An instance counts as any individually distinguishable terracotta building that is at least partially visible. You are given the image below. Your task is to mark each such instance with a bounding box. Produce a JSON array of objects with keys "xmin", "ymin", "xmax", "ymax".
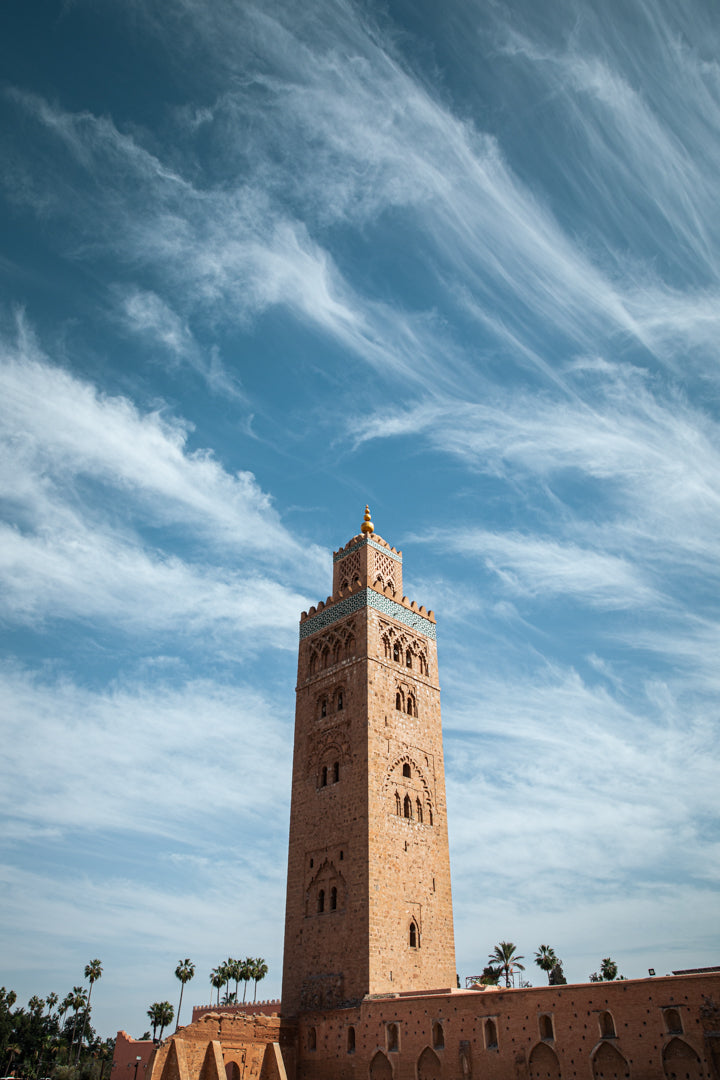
[
  {"xmin": 282, "ymin": 505, "xmax": 455, "ymax": 1014},
  {"xmin": 143, "ymin": 511, "xmax": 720, "ymax": 1080}
]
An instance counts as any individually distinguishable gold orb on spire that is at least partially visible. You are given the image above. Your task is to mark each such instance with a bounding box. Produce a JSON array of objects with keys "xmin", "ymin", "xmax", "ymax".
[{"xmin": 361, "ymin": 504, "xmax": 374, "ymax": 535}]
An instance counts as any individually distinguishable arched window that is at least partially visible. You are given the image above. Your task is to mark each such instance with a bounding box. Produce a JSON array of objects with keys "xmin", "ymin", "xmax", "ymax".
[
  {"xmin": 321, "ymin": 766, "xmax": 328, "ymax": 787},
  {"xmin": 403, "ymin": 763, "xmax": 411, "ymax": 778},
  {"xmin": 308, "ymin": 1026, "xmax": 316, "ymax": 1050},
  {"xmin": 317, "ymin": 890, "xmax": 325, "ymax": 913},
  {"xmin": 599, "ymin": 1011, "xmax": 616, "ymax": 1039},
  {"xmin": 383, "ymin": 636, "xmax": 391, "ymax": 659},
  {"xmin": 320, "ymin": 698, "xmax": 327, "ymax": 718},
  {"xmin": 432, "ymin": 1021, "xmax": 444, "ymax": 1049},
  {"xmin": 664, "ymin": 1008, "xmax": 683, "ymax": 1034},
  {"xmin": 404, "ymin": 795, "xmax": 412, "ymax": 819},
  {"xmin": 539, "ymin": 1014, "xmax": 554, "ymax": 1040},
  {"xmin": 347, "ymin": 1027, "xmax": 355, "ymax": 1054},
  {"xmin": 416, "ymin": 798, "xmax": 423, "ymax": 823},
  {"xmin": 337, "ymin": 691, "xmax": 343, "ymax": 711},
  {"xmin": 330, "ymin": 886, "xmax": 337, "ymax": 910},
  {"xmin": 333, "ymin": 642, "xmax": 341, "ymax": 664},
  {"xmin": 409, "ymin": 921, "xmax": 418, "ymax": 948},
  {"xmin": 393, "ymin": 642, "xmax": 400, "ymax": 663},
  {"xmin": 333, "ymin": 761, "xmax": 340, "ymax": 783},
  {"xmin": 484, "ymin": 1018, "xmax": 498, "ymax": 1049},
  {"xmin": 427, "ymin": 803, "xmax": 433, "ymax": 826},
  {"xmin": 406, "ymin": 652, "xmax": 413, "ymax": 668},
  {"xmin": 321, "ymin": 646, "xmax": 330, "ymax": 668},
  {"xmin": 396, "ymin": 692, "xmax": 402, "ymax": 711},
  {"xmin": 387, "ymin": 1024, "xmax": 399, "ymax": 1053},
  {"xmin": 395, "ymin": 791, "xmax": 401, "ymax": 815}
]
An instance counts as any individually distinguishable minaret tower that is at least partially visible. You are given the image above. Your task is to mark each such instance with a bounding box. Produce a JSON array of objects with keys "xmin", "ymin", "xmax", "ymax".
[{"xmin": 281, "ymin": 509, "xmax": 456, "ymax": 1015}]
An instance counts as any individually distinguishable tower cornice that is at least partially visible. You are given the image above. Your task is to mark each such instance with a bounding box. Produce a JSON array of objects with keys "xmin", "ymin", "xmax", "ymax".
[{"xmin": 300, "ymin": 587, "xmax": 436, "ymax": 640}]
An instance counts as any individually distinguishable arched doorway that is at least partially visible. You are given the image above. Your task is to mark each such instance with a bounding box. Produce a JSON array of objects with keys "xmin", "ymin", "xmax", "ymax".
[
  {"xmin": 592, "ymin": 1042, "xmax": 630, "ymax": 1079},
  {"xmin": 224, "ymin": 1063, "xmax": 240, "ymax": 1080},
  {"xmin": 417, "ymin": 1047, "xmax": 442, "ymax": 1080},
  {"xmin": 662, "ymin": 1038, "xmax": 704, "ymax": 1080},
  {"xmin": 369, "ymin": 1050, "xmax": 393, "ymax": 1080},
  {"xmin": 528, "ymin": 1042, "xmax": 561, "ymax": 1080}
]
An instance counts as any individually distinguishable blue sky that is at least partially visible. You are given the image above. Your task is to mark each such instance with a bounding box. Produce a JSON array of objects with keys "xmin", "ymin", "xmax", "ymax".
[{"xmin": 1, "ymin": 0, "xmax": 719, "ymax": 1038}]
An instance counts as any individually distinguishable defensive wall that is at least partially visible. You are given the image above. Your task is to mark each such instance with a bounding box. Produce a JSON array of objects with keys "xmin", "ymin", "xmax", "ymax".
[
  {"xmin": 291, "ymin": 972, "xmax": 720, "ymax": 1079},
  {"xmin": 142, "ymin": 972, "xmax": 720, "ymax": 1080}
]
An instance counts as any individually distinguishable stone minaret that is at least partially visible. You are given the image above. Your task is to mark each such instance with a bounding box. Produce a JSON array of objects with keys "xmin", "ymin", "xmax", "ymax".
[{"xmin": 281, "ymin": 508, "xmax": 456, "ymax": 1015}]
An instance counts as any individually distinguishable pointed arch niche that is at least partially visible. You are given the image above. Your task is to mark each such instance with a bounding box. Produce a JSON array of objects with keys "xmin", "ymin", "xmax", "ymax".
[{"xmin": 591, "ymin": 1041, "xmax": 630, "ymax": 1080}]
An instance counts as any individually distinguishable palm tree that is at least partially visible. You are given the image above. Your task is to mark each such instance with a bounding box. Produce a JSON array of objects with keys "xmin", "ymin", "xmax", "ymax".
[
  {"xmin": 45, "ymin": 991, "xmax": 59, "ymax": 1017},
  {"xmin": 174, "ymin": 959, "xmax": 195, "ymax": 1031},
  {"xmin": 156, "ymin": 1002, "xmax": 174, "ymax": 1041},
  {"xmin": 76, "ymin": 959, "xmax": 102, "ymax": 1063},
  {"xmin": 239, "ymin": 959, "xmax": 253, "ymax": 1004},
  {"xmin": 68, "ymin": 986, "xmax": 87, "ymax": 1056},
  {"xmin": 4, "ymin": 1042, "xmax": 22, "ymax": 1075},
  {"xmin": 210, "ymin": 968, "xmax": 224, "ymax": 1006},
  {"xmin": 488, "ymin": 942, "xmax": 525, "ymax": 988},
  {"xmin": 534, "ymin": 945, "xmax": 558, "ymax": 984},
  {"xmin": 600, "ymin": 957, "xmax": 619, "ymax": 981},
  {"xmin": 250, "ymin": 959, "xmax": 268, "ymax": 1003},
  {"xmin": 226, "ymin": 958, "xmax": 241, "ymax": 1002},
  {"xmin": 147, "ymin": 1003, "xmax": 162, "ymax": 1041},
  {"xmin": 28, "ymin": 995, "xmax": 45, "ymax": 1016}
]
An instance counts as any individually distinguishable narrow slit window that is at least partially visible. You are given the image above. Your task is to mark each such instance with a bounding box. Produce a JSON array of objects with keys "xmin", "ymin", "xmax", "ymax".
[
  {"xmin": 393, "ymin": 642, "xmax": 400, "ymax": 662},
  {"xmin": 337, "ymin": 691, "xmax": 343, "ymax": 711},
  {"xmin": 416, "ymin": 798, "xmax": 423, "ymax": 823},
  {"xmin": 404, "ymin": 795, "xmax": 412, "ymax": 819},
  {"xmin": 396, "ymin": 692, "xmax": 402, "ymax": 711},
  {"xmin": 330, "ymin": 886, "xmax": 337, "ymax": 910},
  {"xmin": 317, "ymin": 890, "xmax": 324, "ymax": 913},
  {"xmin": 409, "ymin": 922, "xmax": 418, "ymax": 948},
  {"xmin": 333, "ymin": 761, "xmax": 340, "ymax": 783},
  {"xmin": 403, "ymin": 763, "xmax": 411, "ymax": 778},
  {"xmin": 321, "ymin": 766, "xmax": 327, "ymax": 787}
]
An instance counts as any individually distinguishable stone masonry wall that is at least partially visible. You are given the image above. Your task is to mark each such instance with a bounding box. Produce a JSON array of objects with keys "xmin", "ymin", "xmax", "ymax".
[{"xmin": 293, "ymin": 973, "xmax": 720, "ymax": 1080}]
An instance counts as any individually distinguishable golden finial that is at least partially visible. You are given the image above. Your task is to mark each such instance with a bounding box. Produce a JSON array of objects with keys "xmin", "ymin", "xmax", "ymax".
[{"xmin": 361, "ymin": 504, "xmax": 374, "ymax": 535}]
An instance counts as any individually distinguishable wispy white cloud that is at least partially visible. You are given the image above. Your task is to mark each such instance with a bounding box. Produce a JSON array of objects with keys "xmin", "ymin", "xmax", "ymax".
[
  {"xmin": 0, "ymin": 316, "xmax": 323, "ymax": 636},
  {"xmin": 355, "ymin": 358, "xmax": 720, "ymax": 578},
  {"xmin": 435, "ymin": 529, "xmax": 656, "ymax": 608},
  {"xmin": 0, "ymin": 664, "xmax": 291, "ymax": 839},
  {"xmin": 118, "ymin": 289, "xmax": 242, "ymax": 398}
]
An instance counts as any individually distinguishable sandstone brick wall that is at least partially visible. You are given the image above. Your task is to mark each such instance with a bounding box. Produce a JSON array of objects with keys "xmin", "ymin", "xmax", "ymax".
[
  {"xmin": 146, "ymin": 1012, "xmax": 294, "ymax": 1080},
  {"xmin": 293, "ymin": 973, "xmax": 720, "ymax": 1080}
]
